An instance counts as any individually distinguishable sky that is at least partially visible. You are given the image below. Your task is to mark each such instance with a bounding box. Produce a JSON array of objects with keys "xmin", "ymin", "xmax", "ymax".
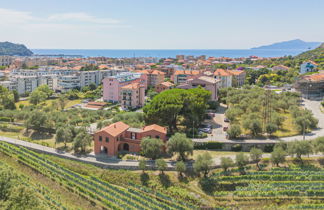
[{"xmin": 0, "ymin": 0, "xmax": 323, "ymax": 49}]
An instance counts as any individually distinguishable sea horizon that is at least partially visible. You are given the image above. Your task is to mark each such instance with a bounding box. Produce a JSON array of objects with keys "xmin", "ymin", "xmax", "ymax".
[{"xmin": 31, "ymin": 48, "xmax": 309, "ymax": 59}]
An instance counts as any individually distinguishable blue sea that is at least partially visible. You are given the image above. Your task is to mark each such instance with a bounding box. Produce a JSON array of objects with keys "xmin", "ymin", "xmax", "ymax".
[{"xmin": 31, "ymin": 49, "xmax": 308, "ymax": 58}]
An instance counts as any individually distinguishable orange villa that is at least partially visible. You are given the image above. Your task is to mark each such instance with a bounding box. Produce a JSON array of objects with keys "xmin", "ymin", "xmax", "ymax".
[{"xmin": 94, "ymin": 121, "xmax": 167, "ymax": 156}]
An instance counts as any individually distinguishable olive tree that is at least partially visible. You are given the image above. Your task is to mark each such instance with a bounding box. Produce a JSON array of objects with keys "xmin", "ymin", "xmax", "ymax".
[{"xmin": 167, "ymin": 133, "xmax": 193, "ymax": 161}]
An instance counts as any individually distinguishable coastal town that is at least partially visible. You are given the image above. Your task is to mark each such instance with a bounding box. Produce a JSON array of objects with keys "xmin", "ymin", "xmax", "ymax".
[
  {"xmin": 0, "ymin": 0, "xmax": 324, "ymax": 209},
  {"xmin": 0, "ymin": 42, "xmax": 323, "ymax": 209}
]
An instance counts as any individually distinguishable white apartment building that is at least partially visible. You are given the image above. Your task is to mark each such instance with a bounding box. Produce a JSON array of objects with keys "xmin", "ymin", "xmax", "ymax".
[
  {"xmin": 16, "ymin": 76, "xmax": 38, "ymax": 94},
  {"xmin": 0, "ymin": 81, "xmax": 17, "ymax": 92},
  {"xmin": 0, "ymin": 56, "xmax": 12, "ymax": 66},
  {"xmin": 57, "ymin": 75, "xmax": 81, "ymax": 92}
]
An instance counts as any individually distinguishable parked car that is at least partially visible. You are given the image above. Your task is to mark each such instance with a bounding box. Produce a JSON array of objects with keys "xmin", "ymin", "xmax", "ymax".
[
  {"xmin": 201, "ymin": 124, "xmax": 212, "ymax": 129},
  {"xmin": 198, "ymin": 127, "xmax": 212, "ymax": 134},
  {"xmin": 224, "ymin": 118, "xmax": 230, "ymax": 122}
]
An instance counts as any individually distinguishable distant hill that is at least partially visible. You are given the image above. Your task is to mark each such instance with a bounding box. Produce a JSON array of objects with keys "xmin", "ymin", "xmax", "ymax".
[
  {"xmin": 0, "ymin": 41, "xmax": 33, "ymax": 56},
  {"xmin": 295, "ymin": 43, "xmax": 324, "ymax": 68},
  {"xmin": 252, "ymin": 39, "xmax": 321, "ymax": 50}
]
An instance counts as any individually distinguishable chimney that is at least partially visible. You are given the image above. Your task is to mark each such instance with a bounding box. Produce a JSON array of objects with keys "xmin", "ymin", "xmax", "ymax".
[{"xmin": 114, "ymin": 124, "xmax": 116, "ymax": 128}]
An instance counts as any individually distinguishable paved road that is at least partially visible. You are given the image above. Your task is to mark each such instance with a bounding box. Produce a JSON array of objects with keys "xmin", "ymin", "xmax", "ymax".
[{"xmin": 194, "ymin": 99, "xmax": 324, "ymax": 143}]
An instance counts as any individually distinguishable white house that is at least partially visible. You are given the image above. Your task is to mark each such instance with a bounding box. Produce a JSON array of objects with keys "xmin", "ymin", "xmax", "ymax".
[{"xmin": 300, "ymin": 61, "xmax": 318, "ymax": 74}]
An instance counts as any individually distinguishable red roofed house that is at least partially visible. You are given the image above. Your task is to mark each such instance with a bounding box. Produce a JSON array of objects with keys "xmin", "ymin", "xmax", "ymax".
[
  {"xmin": 94, "ymin": 122, "xmax": 167, "ymax": 156},
  {"xmin": 155, "ymin": 81, "xmax": 175, "ymax": 93}
]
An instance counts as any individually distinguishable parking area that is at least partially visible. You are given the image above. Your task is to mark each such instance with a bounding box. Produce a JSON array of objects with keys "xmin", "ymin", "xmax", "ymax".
[{"xmin": 199, "ymin": 104, "xmax": 229, "ymax": 140}]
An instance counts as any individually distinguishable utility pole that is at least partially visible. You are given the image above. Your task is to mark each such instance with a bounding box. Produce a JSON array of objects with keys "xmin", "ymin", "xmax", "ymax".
[
  {"xmin": 303, "ymin": 118, "xmax": 306, "ymax": 140},
  {"xmin": 192, "ymin": 120, "xmax": 194, "ymax": 139}
]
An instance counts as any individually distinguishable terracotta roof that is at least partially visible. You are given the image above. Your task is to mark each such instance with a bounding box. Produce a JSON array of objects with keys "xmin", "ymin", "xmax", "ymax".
[
  {"xmin": 195, "ymin": 76, "xmax": 218, "ymax": 84},
  {"xmin": 305, "ymin": 60, "xmax": 318, "ymax": 66},
  {"xmin": 121, "ymin": 82, "xmax": 141, "ymax": 90},
  {"xmin": 228, "ymin": 70, "xmax": 246, "ymax": 76},
  {"xmin": 272, "ymin": 65, "xmax": 289, "ymax": 70},
  {"xmin": 87, "ymin": 101, "xmax": 106, "ymax": 106},
  {"xmin": 142, "ymin": 124, "xmax": 167, "ymax": 134},
  {"xmin": 174, "ymin": 70, "xmax": 200, "ymax": 75},
  {"xmin": 101, "ymin": 122, "xmax": 130, "ymax": 137},
  {"xmin": 159, "ymin": 81, "xmax": 174, "ymax": 87},
  {"xmin": 136, "ymin": 69, "xmax": 165, "ymax": 75},
  {"xmin": 214, "ymin": 69, "xmax": 232, "ymax": 77},
  {"xmin": 303, "ymin": 73, "xmax": 324, "ymax": 82}
]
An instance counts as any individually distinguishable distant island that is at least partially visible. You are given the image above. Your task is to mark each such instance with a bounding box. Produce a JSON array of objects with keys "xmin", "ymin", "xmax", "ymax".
[
  {"xmin": 252, "ymin": 39, "xmax": 322, "ymax": 50},
  {"xmin": 0, "ymin": 41, "xmax": 33, "ymax": 56}
]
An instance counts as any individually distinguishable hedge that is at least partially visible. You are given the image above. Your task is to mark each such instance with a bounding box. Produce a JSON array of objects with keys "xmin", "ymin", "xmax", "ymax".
[{"xmin": 194, "ymin": 141, "xmax": 223, "ymax": 149}]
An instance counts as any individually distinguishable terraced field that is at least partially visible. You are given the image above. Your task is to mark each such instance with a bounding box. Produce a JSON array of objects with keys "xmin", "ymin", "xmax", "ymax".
[
  {"xmin": 212, "ymin": 166, "xmax": 324, "ymax": 209},
  {"xmin": 0, "ymin": 142, "xmax": 198, "ymax": 210}
]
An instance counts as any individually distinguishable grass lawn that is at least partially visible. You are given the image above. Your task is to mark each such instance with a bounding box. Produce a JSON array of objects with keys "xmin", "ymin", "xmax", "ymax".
[
  {"xmin": 236, "ymin": 110, "xmax": 300, "ymax": 138},
  {"xmin": 16, "ymin": 98, "xmax": 82, "ymax": 109},
  {"xmin": 273, "ymin": 112, "xmax": 300, "ymax": 137}
]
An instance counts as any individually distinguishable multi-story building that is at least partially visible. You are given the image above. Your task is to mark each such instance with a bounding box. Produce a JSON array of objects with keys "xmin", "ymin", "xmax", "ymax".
[
  {"xmin": 0, "ymin": 81, "xmax": 17, "ymax": 92},
  {"xmin": 136, "ymin": 69, "xmax": 165, "ymax": 87},
  {"xmin": 120, "ymin": 83, "xmax": 145, "ymax": 110},
  {"xmin": 213, "ymin": 69, "xmax": 232, "ymax": 88},
  {"xmin": 38, "ymin": 75, "xmax": 58, "ymax": 90},
  {"xmin": 16, "ymin": 76, "xmax": 38, "ymax": 94},
  {"xmin": 94, "ymin": 121, "xmax": 167, "ymax": 156},
  {"xmin": 0, "ymin": 56, "xmax": 12, "ymax": 66},
  {"xmin": 57, "ymin": 75, "xmax": 81, "ymax": 92},
  {"xmin": 102, "ymin": 72, "xmax": 147, "ymax": 103},
  {"xmin": 171, "ymin": 70, "xmax": 201, "ymax": 84},
  {"xmin": 177, "ymin": 76, "xmax": 219, "ymax": 101},
  {"xmin": 295, "ymin": 71, "xmax": 324, "ymax": 99},
  {"xmin": 228, "ymin": 70, "xmax": 246, "ymax": 87}
]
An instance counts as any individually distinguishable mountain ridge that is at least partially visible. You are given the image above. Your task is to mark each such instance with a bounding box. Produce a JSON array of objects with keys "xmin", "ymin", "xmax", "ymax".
[
  {"xmin": 0, "ymin": 41, "xmax": 33, "ymax": 56},
  {"xmin": 252, "ymin": 39, "xmax": 321, "ymax": 50}
]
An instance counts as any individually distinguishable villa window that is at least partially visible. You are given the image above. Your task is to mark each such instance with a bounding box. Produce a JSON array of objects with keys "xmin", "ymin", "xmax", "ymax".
[
  {"xmin": 99, "ymin": 136, "xmax": 102, "ymax": 142},
  {"xmin": 105, "ymin": 137, "xmax": 109, "ymax": 142},
  {"xmin": 131, "ymin": 132, "xmax": 136, "ymax": 140},
  {"xmin": 155, "ymin": 135, "xmax": 160, "ymax": 139}
]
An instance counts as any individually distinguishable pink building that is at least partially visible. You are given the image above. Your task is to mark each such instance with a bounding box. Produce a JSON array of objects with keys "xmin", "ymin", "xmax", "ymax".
[
  {"xmin": 94, "ymin": 121, "xmax": 167, "ymax": 156},
  {"xmin": 102, "ymin": 72, "xmax": 147, "ymax": 103},
  {"xmin": 120, "ymin": 82, "xmax": 145, "ymax": 110}
]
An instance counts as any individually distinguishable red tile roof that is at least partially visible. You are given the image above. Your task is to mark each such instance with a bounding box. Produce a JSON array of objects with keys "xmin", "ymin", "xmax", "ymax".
[
  {"xmin": 101, "ymin": 122, "xmax": 130, "ymax": 137},
  {"xmin": 142, "ymin": 124, "xmax": 167, "ymax": 134},
  {"xmin": 214, "ymin": 69, "xmax": 232, "ymax": 76}
]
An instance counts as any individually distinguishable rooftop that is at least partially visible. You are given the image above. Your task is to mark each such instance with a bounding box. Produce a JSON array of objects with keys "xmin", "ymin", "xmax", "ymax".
[{"xmin": 100, "ymin": 121, "xmax": 130, "ymax": 137}]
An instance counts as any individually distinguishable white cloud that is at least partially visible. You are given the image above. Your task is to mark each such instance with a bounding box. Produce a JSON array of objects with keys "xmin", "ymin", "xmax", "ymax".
[
  {"xmin": 0, "ymin": 8, "xmax": 35, "ymax": 25},
  {"xmin": 0, "ymin": 8, "xmax": 130, "ymax": 48},
  {"xmin": 0, "ymin": 8, "xmax": 122, "ymax": 27},
  {"xmin": 47, "ymin": 12, "xmax": 119, "ymax": 24}
]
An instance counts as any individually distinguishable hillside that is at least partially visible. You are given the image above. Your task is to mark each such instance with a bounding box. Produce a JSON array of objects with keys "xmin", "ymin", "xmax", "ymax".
[
  {"xmin": 0, "ymin": 41, "xmax": 33, "ymax": 56},
  {"xmin": 252, "ymin": 39, "xmax": 321, "ymax": 50},
  {"xmin": 295, "ymin": 43, "xmax": 324, "ymax": 67}
]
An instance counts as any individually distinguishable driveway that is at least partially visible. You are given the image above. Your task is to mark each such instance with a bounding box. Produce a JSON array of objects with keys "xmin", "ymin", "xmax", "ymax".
[{"xmin": 194, "ymin": 99, "xmax": 324, "ymax": 143}]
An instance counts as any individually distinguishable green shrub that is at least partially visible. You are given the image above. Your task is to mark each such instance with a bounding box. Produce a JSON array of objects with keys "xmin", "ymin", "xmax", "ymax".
[
  {"xmin": 231, "ymin": 144, "xmax": 242, "ymax": 152},
  {"xmin": 263, "ymin": 144, "xmax": 275, "ymax": 153},
  {"xmin": 194, "ymin": 141, "xmax": 223, "ymax": 150},
  {"xmin": 0, "ymin": 117, "xmax": 11, "ymax": 122}
]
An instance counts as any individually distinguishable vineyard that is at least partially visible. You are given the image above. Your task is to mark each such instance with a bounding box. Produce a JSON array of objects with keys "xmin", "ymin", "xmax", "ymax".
[
  {"xmin": 212, "ymin": 166, "xmax": 324, "ymax": 209},
  {"xmin": 0, "ymin": 161, "xmax": 67, "ymax": 209},
  {"xmin": 0, "ymin": 142, "xmax": 199, "ymax": 210}
]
